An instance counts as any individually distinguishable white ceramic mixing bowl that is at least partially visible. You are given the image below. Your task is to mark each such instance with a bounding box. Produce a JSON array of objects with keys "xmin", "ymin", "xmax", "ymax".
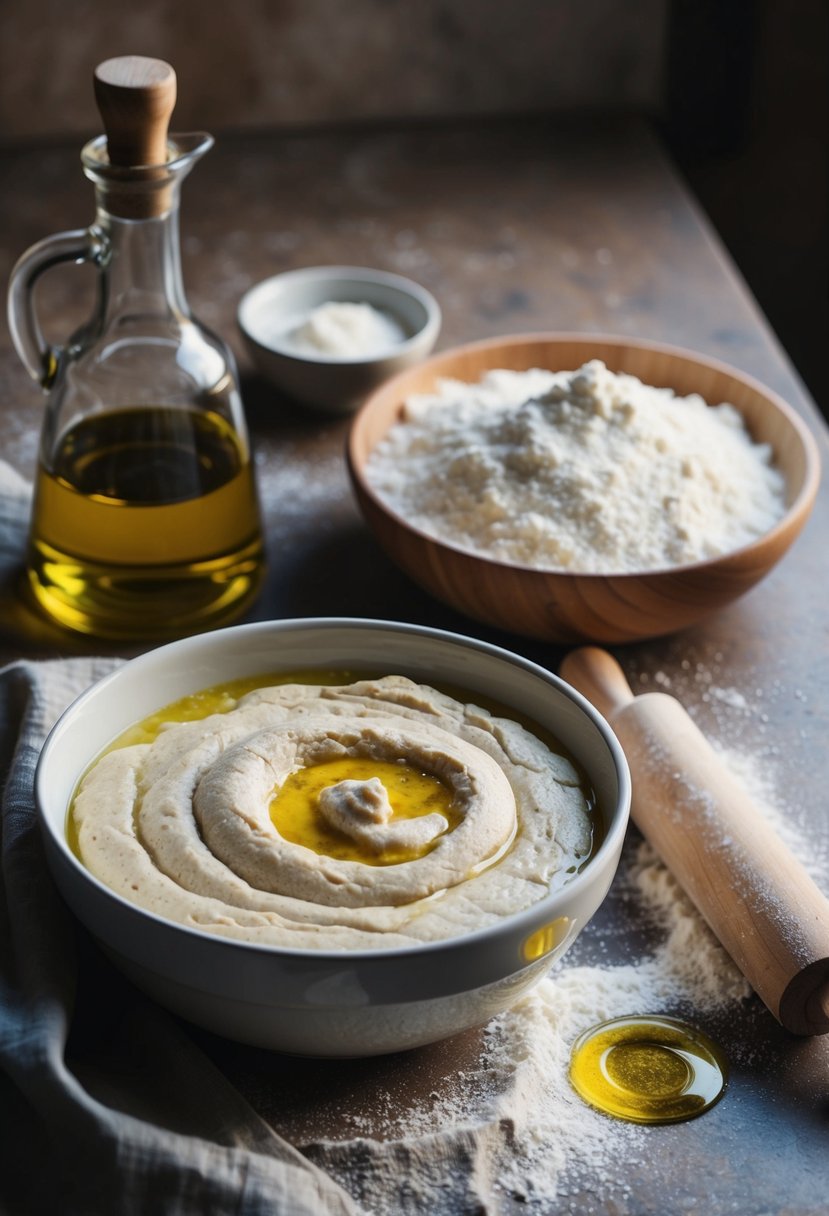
[{"xmin": 36, "ymin": 619, "xmax": 630, "ymax": 1057}]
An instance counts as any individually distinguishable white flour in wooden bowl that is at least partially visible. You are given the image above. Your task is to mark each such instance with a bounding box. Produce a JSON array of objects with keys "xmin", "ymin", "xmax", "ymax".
[{"xmin": 364, "ymin": 360, "xmax": 786, "ymax": 573}]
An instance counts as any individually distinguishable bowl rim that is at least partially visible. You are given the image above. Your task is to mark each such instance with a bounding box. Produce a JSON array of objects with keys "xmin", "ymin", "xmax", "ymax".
[
  {"xmin": 35, "ymin": 616, "xmax": 630, "ymax": 964},
  {"xmin": 237, "ymin": 264, "xmax": 442, "ymax": 366},
  {"xmin": 347, "ymin": 331, "xmax": 822, "ymax": 579}
]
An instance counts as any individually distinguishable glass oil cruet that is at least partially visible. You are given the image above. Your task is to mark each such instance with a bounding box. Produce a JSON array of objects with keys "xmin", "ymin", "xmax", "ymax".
[{"xmin": 7, "ymin": 56, "xmax": 264, "ymax": 641}]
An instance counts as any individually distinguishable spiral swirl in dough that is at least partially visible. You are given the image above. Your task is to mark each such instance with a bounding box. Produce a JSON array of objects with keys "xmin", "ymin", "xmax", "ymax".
[
  {"xmin": 73, "ymin": 676, "xmax": 592, "ymax": 950},
  {"xmin": 188, "ymin": 718, "xmax": 514, "ymax": 907}
]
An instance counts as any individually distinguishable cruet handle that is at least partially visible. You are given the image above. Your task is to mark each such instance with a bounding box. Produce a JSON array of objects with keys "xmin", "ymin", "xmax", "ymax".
[{"xmin": 7, "ymin": 227, "xmax": 104, "ymax": 388}]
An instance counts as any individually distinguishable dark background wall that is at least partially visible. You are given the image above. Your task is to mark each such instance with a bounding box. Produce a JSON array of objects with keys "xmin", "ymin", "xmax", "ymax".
[
  {"xmin": 664, "ymin": 0, "xmax": 828, "ymax": 417},
  {"xmin": 1, "ymin": 0, "xmax": 825, "ymax": 417},
  {"xmin": 0, "ymin": 1, "xmax": 666, "ymax": 135}
]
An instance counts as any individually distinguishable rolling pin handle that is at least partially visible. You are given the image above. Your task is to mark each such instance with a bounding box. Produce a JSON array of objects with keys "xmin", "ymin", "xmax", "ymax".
[
  {"xmin": 559, "ymin": 647, "xmax": 635, "ymax": 721},
  {"xmin": 781, "ymin": 972, "xmax": 829, "ymax": 1037},
  {"xmin": 811, "ymin": 981, "xmax": 829, "ymax": 1034},
  {"xmin": 560, "ymin": 644, "xmax": 829, "ymax": 1039}
]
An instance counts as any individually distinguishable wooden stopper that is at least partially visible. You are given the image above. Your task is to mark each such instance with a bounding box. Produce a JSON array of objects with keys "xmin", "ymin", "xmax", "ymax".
[
  {"xmin": 94, "ymin": 56, "xmax": 176, "ymax": 166},
  {"xmin": 93, "ymin": 56, "xmax": 177, "ymax": 217},
  {"xmin": 560, "ymin": 647, "xmax": 829, "ymax": 1036}
]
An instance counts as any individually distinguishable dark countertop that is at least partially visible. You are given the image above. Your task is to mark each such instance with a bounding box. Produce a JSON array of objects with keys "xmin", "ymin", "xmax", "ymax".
[{"xmin": 1, "ymin": 117, "xmax": 827, "ymax": 1214}]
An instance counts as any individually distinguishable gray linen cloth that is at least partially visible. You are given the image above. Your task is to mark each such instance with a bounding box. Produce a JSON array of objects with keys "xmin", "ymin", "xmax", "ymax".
[{"xmin": 0, "ymin": 462, "xmax": 362, "ymax": 1215}]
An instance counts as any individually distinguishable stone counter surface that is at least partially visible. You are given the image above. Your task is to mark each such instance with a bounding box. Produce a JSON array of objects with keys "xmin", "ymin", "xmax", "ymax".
[{"xmin": 1, "ymin": 118, "xmax": 827, "ymax": 1214}]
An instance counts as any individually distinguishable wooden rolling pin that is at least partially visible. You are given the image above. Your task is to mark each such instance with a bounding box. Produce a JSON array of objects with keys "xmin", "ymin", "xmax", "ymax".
[{"xmin": 559, "ymin": 646, "xmax": 829, "ymax": 1036}]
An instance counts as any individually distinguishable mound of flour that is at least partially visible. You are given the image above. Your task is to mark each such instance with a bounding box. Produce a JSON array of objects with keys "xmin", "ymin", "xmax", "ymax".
[
  {"xmin": 288, "ymin": 302, "xmax": 405, "ymax": 357},
  {"xmin": 365, "ymin": 360, "xmax": 786, "ymax": 573}
]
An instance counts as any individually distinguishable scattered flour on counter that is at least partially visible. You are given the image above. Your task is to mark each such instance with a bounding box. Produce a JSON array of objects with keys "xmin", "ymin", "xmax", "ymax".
[
  {"xmin": 712, "ymin": 744, "xmax": 829, "ymax": 884},
  {"xmin": 307, "ymin": 835, "xmax": 749, "ymax": 1214},
  {"xmin": 302, "ymin": 731, "xmax": 828, "ymax": 1215},
  {"xmin": 254, "ymin": 446, "xmax": 345, "ymax": 512},
  {"xmin": 707, "ymin": 686, "xmax": 750, "ymax": 710},
  {"xmin": 365, "ymin": 360, "xmax": 786, "ymax": 574}
]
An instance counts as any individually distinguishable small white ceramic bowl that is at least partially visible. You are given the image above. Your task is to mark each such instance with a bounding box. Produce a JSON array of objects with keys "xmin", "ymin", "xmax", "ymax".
[
  {"xmin": 36, "ymin": 618, "xmax": 629, "ymax": 1057},
  {"xmin": 238, "ymin": 266, "xmax": 441, "ymax": 414}
]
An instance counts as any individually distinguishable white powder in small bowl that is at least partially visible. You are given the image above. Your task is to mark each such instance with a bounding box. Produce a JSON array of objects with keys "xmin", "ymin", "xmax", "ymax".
[
  {"xmin": 288, "ymin": 301, "xmax": 406, "ymax": 359},
  {"xmin": 364, "ymin": 360, "xmax": 787, "ymax": 573}
]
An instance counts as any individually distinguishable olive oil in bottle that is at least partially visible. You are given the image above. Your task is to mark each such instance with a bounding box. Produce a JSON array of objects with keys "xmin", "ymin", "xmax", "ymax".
[
  {"xmin": 8, "ymin": 57, "xmax": 265, "ymax": 642},
  {"xmin": 27, "ymin": 406, "xmax": 264, "ymax": 640}
]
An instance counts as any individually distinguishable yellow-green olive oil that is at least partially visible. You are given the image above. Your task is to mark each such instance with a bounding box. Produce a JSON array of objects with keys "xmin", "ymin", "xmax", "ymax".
[
  {"xmin": 569, "ymin": 1015, "xmax": 728, "ymax": 1124},
  {"xmin": 27, "ymin": 406, "xmax": 263, "ymax": 639}
]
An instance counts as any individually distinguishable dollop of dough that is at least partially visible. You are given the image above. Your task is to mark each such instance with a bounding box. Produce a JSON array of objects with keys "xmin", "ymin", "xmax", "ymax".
[
  {"xmin": 317, "ymin": 778, "xmax": 448, "ymax": 855},
  {"xmin": 73, "ymin": 676, "xmax": 593, "ymax": 950}
]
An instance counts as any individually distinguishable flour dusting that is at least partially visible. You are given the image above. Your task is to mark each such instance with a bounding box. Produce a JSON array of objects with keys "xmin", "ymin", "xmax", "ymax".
[{"xmin": 302, "ymin": 724, "xmax": 826, "ymax": 1215}]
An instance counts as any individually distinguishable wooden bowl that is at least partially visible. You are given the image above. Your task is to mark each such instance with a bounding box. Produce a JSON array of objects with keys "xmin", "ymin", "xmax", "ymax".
[{"xmin": 347, "ymin": 334, "xmax": 821, "ymax": 644}]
